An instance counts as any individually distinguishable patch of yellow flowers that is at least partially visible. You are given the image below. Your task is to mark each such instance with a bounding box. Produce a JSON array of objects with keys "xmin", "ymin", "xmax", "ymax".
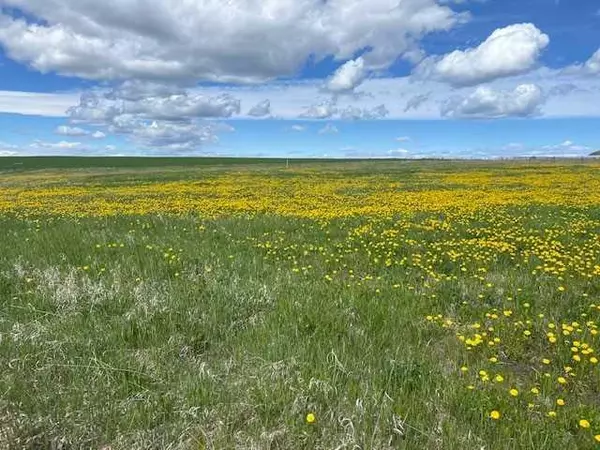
[{"xmin": 1, "ymin": 163, "xmax": 600, "ymax": 219}]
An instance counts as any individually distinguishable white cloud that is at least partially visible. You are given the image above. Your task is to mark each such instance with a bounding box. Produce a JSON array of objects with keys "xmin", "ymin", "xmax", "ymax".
[
  {"xmin": 538, "ymin": 140, "xmax": 592, "ymax": 156},
  {"xmin": 404, "ymin": 93, "xmax": 431, "ymax": 112},
  {"xmin": 55, "ymin": 125, "xmax": 90, "ymax": 136},
  {"xmin": 339, "ymin": 104, "xmax": 389, "ymax": 120},
  {"xmin": 68, "ymin": 88, "xmax": 240, "ymax": 123},
  {"xmin": 30, "ymin": 140, "xmax": 84, "ymax": 150},
  {"xmin": 388, "ymin": 148, "xmax": 410, "ymax": 156},
  {"xmin": 92, "ymin": 131, "xmax": 106, "ymax": 139},
  {"xmin": 247, "ymin": 99, "xmax": 271, "ymax": 117},
  {"xmin": 417, "ymin": 23, "xmax": 549, "ymax": 86},
  {"xmin": 125, "ymin": 121, "xmax": 222, "ymax": 150},
  {"xmin": 570, "ymin": 48, "xmax": 600, "ymax": 75},
  {"xmin": 5, "ymin": 66, "xmax": 600, "ymax": 124},
  {"xmin": 0, "ymin": 141, "xmax": 19, "ymax": 156},
  {"xmin": 65, "ymin": 83, "xmax": 239, "ymax": 149},
  {"xmin": 0, "ymin": 90, "xmax": 78, "ymax": 116},
  {"xmin": 396, "ymin": 136, "xmax": 411, "ymax": 142},
  {"xmin": 0, "ymin": 0, "xmax": 464, "ymax": 83},
  {"xmin": 318, "ymin": 123, "xmax": 339, "ymax": 135},
  {"xmin": 442, "ymin": 84, "xmax": 544, "ymax": 118},
  {"xmin": 301, "ymin": 100, "xmax": 338, "ymax": 119},
  {"xmin": 326, "ymin": 57, "xmax": 366, "ymax": 94},
  {"xmin": 290, "ymin": 125, "xmax": 306, "ymax": 132}
]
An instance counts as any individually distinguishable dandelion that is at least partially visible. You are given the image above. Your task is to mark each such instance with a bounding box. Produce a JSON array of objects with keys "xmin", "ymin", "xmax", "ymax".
[
  {"xmin": 579, "ymin": 419, "xmax": 591, "ymax": 429},
  {"xmin": 509, "ymin": 388, "xmax": 519, "ymax": 397},
  {"xmin": 558, "ymin": 377, "xmax": 567, "ymax": 385},
  {"xmin": 548, "ymin": 411, "xmax": 557, "ymax": 417},
  {"xmin": 306, "ymin": 413, "xmax": 316, "ymax": 424},
  {"xmin": 556, "ymin": 399, "xmax": 565, "ymax": 406},
  {"xmin": 542, "ymin": 359, "xmax": 551, "ymax": 365},
  {"xmin": 531, "ymin": 387, "xmax": 540, "ymax": 395},
  {"xmin": 590, "ymin": 357, "xmax": 598, "ymax": 364},
  {"xmin": 494, "ymin": 375, "xmax": 504, "ymax": 383},
  {"xmin": 490, "ymin": 410, "xmax": 501, "ymax": 420}
]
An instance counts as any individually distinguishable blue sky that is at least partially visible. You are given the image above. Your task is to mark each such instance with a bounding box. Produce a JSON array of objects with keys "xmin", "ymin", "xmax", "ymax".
[{"xmin": 0, "ymin": 0, "xmax": 599, "ymax": 158}]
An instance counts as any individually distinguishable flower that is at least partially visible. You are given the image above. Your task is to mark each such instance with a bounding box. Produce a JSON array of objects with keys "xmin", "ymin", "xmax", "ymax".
[
  {"xmin": 494, "ymin": 375, "xmax": 504, "ymax": 383},
  {"xmin": 306, "ymin": 413, "xmax": 316, "ymax": 424},
  {"xmin": 531, "ymin": 387, "xmax": 540, "ymax": 395},
  {"xmin": 556, "ymin": 399, "xmax": 565, "ymax": 406},
  {"xmin": 490, "ymin": 410, "xmax": 501, "ymax": 420},
  {"xmin": 591, "ymin": 357, "xmax": 598, "ymax": 364},
  {"xmin": 509, "ymin": 388, "xmax": 519, "ymax": 397},
  {"xmin": 548, "ymin": 411, "xmax": 557, "ymax": 417},
  {"xmin": 594, "ymin": 435, "xmax": 600, "ymax": 443},
  {"xmin": 579, "ymin": 419, "xmax": 590, "ymax": 429},
  {"xmin": 542, "ymin": 359, "xmax": 551, "ymax": 365},
  {"xmin": 558, "ymin": 377, "xmax": 567, "ymax": 385}
]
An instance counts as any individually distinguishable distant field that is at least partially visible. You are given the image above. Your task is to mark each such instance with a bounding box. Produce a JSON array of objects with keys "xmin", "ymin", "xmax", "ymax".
[
  {"xmin": 1, "ymin": 160, "xmax": 600, "ymax": 449},
  {"xmin": 0, "ymin": 156, "xmax": 296, "ymax": 170},
  {"xmin": 0, "ymin": 156, "xmax": 385, "ymax": 171}
]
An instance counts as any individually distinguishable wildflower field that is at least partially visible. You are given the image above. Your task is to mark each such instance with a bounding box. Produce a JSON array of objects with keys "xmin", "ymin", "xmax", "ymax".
[{"xmin": 1, "ymin": 158, "xmax": 600, "ymax": 449}]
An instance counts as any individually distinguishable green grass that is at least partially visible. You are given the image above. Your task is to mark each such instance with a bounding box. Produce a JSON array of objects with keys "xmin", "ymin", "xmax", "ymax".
[
  {"xmin": 1, "ymin": 161, "xmax": 600, "ymax": 449},
  {"xmin": 0, "ymin": 156, "xmax": 413, "ymax": 171}
]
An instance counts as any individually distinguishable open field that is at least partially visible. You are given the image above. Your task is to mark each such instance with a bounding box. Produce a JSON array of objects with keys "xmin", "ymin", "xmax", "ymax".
[{"xmin": 1, "ymin": 159, "xmax": 600, "ymax": 449}]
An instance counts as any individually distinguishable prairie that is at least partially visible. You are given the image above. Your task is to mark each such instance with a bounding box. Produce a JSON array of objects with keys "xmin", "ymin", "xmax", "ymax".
[{"xmin": 1, "ymin": 159, "xmax": 600, "ymax": 449}]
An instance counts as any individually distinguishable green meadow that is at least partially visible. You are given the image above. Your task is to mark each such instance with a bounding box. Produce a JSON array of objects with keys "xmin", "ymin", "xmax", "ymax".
[{"xmin": 1, "ymin": 158, "xmax": 600, "ymax": 449}]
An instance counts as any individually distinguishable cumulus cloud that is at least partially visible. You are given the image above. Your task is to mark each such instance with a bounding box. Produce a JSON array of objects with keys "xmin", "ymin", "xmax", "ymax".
[
  {"xmin": 339, "ymin": 104, "xmax": 389, "ymax": 120},
  {"xmin": 404, "ymin": 92, "xmax": 432, "ymax": 112},
  {"xmin": 247, "ymin": 99, "xmax": 271, "ymax": 117},
  {"xmin": 318, "ymin": 123, "xmax": 339, "ymax": 135},
  {"xmin": 442, "ymin": 84, "xmax": 544, "ymax": 118},
  {"xmin": 584, "ymin": 49, "xmax": 600, "ymax": 73},
  {"xmin": 92, "ymin": 131, "xmax": 106, "ymax": 139},
  {"xmin": 66, "ymin": 82, "xmax": 239, "ymax": 150},
  {"xmin": 301, "ymin": 100, "xmax": 338, "ymax": 119},
  {"xmin": 54, "ymin": 126, "xmax": 106, "ymax": 139},
  {"xmin": 55, "ymin": 125, "xmax": 90, "ymax": 136},
  {"xmin": 566, "ymin": 48, "xmax": 600, "ymax": 75},
  {"xmin": 326, "ymin": 57, "xmax": 367, "ymax": 94},
  {"xmin": 417, "ymin": 23, "xmax": 549, "ymax": 86},
  {"xmin": 0, "ymin": 0, "xmax": 465, "ymax": 83},
  {"xmin": 290, "ymin": 125, "xmax": 306, "ymax": 132},
  {"xmin": 125, "ymin": 121, "xmax": 221, "ymax": 150}
]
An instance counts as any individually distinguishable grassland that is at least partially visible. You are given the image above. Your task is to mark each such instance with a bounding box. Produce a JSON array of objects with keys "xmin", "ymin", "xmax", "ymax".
[{"xmin": 1, "ymin": 158, "xmax": 600, "ymax": 449}]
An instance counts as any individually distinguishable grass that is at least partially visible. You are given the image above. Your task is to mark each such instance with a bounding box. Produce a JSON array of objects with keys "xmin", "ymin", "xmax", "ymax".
[{"xmin": 1, "ymin": 159, "xmax": 600, "ymax": 449}]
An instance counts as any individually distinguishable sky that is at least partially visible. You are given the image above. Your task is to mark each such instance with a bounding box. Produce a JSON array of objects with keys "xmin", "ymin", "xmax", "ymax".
[{"xmin": 0, "ymin": 0, "xmax": 599, "ymax": 158}]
